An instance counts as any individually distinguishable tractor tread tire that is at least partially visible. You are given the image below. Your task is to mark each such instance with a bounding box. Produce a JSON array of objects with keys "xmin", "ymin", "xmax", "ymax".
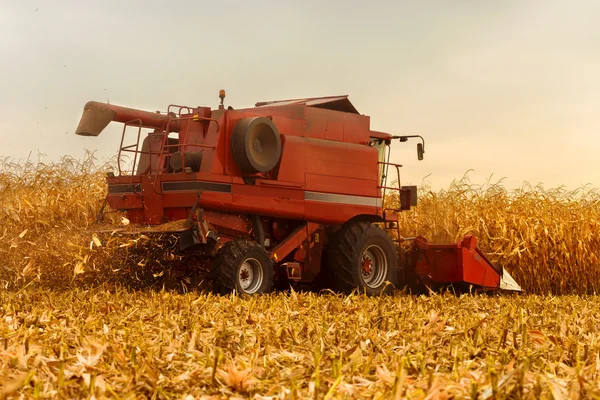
[
  {"xmin": 328, "ymin": 221, "xmax": 399, "ymax": 295},
  {"xmin": 211, "ymin": 240, "xmax": 273, "ymax": 295}
]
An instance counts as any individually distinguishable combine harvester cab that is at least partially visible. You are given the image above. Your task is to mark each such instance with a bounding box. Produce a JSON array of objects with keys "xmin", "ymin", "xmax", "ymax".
[{"xmin": 74, "ymin": 91, "xmax": 521, "ymax": 295}]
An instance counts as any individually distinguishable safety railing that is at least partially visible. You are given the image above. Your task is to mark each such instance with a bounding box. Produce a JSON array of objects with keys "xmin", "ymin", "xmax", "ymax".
[
  {"xmin": 378, "ymin": 161, "xmax": 402, "ymax": 208},
  {"xmin": 160, "ymin": 112, "xmax": 220, "ymax": 176},
  {"xmin": 377, "ymin": 161, "xmax": 405, "ymax": 244},
  {"xmin": 167, "ymin": 104, "xmax": 193, "ymax": 117},
  {"xmin": 116, "ymin": 108, "xmax": 221, "ymax": 192},
  {"xmin": 117, "ymin": 118, "xmax": 146, "ymax": 177}
]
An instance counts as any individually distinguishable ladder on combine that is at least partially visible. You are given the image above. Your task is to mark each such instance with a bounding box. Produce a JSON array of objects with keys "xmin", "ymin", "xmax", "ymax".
[{"xmin": 377, "ymin": 161, "xmax": 416, "ymax": 241}]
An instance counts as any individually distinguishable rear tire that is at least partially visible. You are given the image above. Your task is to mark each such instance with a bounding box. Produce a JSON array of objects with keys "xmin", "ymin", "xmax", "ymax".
[
  {"xmin": 328, "ymin": 221, "xmax": 399, "ymax": 295},
  {"xmin": 211, "ymin": 240, "xmax": 274, "ymax": 294}
]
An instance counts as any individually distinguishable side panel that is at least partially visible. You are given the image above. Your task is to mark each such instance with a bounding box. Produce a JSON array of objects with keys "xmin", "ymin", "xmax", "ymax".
[
  {"xmin": 141, "ymin": 175, "xmax": 165, "ymax": 224},
  {"xmin": 107, "ymin": 193, "xmax": 143, "ymax": 210},
  {"xmin": 159, "ymin": 173, "xmax": 234, "ymax": 214},
  {"xmin": 276, "ymin": 135, "xmax": 306, "ymax": 184},
  {"xmin": 305, "ymin": 201, "xmax": 379, "ymax": 225},
  {"xmin": 324, "ymin": 120, "xmax": 344, "ymax": 141},
  {"xmin": 231, "ymin": 184, "xmax": 305, "ymax": 220},
  {"xmin": 110, "ymin": 182, "xmax": 382, "ymax": 226},
  {"xmin": 304, "ymin": 138, "xmax": 379, "ymax": 197}
]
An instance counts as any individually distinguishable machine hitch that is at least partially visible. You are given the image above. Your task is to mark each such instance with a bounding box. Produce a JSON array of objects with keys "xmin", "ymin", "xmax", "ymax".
[{"xmin": 402, "ymin": 235, "xmax": 522, "ymax": 292}]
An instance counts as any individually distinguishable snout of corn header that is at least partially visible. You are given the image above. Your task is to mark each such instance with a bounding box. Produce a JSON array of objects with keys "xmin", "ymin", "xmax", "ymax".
[{"xmin": 499, "ymin": 269, "xmax": 522, "ymax": 291}]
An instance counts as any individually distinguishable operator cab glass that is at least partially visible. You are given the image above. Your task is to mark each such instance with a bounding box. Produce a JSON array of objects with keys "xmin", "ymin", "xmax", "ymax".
[{"xmin": 369, "ymin": 138, "xmax": 387, "ymax": 186}]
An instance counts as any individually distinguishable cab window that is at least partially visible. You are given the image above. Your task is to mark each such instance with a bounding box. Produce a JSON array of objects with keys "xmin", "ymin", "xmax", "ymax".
[{"xmin": 370, "ymin": 138, "xmax": 387, "ymax": 185}]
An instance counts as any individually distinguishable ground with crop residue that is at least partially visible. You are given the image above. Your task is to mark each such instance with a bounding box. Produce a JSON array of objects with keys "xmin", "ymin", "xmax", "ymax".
[{"xmin": 1, "ymin": 290, "xmax": 599, "ymax": 398}]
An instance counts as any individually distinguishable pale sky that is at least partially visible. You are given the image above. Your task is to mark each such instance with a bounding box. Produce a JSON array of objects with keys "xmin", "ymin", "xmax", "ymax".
[{"xmin": 1, "ymin": 0, "xmax": 598, "ymax": 190}]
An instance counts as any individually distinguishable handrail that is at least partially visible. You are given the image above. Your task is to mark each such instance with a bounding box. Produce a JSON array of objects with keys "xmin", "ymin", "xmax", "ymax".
[
  {"xmin": 167, "ymin": 104, "xmax": 193, "ymax": 116},
  {"xmin": 116, "ymin": 109, "xmax": 222, "ymax": 195},
  {"xmin": 378, "ymin": 161, "xmax": 404, "ymax": 167},
  {"xmin": 152, "ymin": 115, "xmax": 220, "ymax": 194},
  {"xmin": 117, "ymin": 119, "xmax": 142, "ymax": 176},
  {"xmin": 377, "ymin": 161, "xmax": 403, "ymax": 218},
  {"xmin": 193, "ymin": 116, "xmax": 221, "ymax": 132}
]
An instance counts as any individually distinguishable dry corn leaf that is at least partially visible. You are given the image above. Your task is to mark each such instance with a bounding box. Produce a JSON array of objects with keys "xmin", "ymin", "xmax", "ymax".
[
  {"xmin": 73, "ymin": 262, "xmax": 85, "ymax": 275},
  {"xmin": 92, "ymin": 234, "xmax": 102, "ymax": 247},
  {"xmin": 217, "ymin": 365, "xmax": 255, "ymax": 393}
]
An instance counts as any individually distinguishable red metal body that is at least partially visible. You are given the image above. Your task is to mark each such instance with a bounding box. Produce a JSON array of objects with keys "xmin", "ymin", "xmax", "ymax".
[
  {"xmin": 76, "ymin": 94, "xmax": 520, "ymax": 293},
  {"xmin": 407, "ymin": 235, "xmax": 503, "ymax": 290},
  {"xmin": 90, "ymin": 96, "xmax": 409, "ymax": 228}
]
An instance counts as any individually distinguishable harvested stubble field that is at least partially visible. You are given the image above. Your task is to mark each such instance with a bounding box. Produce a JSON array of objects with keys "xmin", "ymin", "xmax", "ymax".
[
  {"xmin": 2, "ymin": 290, "xmax": 600, "ymax": 399},
  {"xmin": 1, "ymin": 156, "xmax": 600, "ymax": 398}
]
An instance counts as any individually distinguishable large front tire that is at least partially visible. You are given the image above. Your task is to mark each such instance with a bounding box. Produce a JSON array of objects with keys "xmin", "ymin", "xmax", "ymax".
[
  {"xmin": 328, "ymin": 221, "xmax": 399, "ymax": 295},
  {"xmin": 212, "ymin": 241, "xmax": 274, "ymax": 295}
]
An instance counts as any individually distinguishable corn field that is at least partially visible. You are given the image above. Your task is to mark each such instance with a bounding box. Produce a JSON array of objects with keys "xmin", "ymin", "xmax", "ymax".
[
  {"xmin": 393, "ymin": 177, "xmax": 600, "ymax": 295},
  {"xmin": 2, "ymin": 156, "xmax": 600, "ymax": 398},
  {"xmin": 1, "ymin": 156, "xmax": 598, "ymax": 294}
]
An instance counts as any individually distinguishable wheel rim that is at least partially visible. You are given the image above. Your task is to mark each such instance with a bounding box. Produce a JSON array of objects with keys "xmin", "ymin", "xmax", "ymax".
[
  {"xmin": 238, "ymin": 258, "xmax": 264, "ymax": 293},
  {"xmin": 361, "ymin": 245, "xmax": 388, "ymax": 289}
]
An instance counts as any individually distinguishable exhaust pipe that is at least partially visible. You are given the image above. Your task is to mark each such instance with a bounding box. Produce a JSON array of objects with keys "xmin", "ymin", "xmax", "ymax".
[{"xmin": 75, "ymin": 101, "xmax": 181, "ymax": 136}]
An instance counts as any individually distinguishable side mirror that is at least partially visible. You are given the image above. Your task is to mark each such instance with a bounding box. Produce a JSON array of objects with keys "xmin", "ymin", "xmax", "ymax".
[{"xmin": 417, "ymin": 143, "xmax": 424, "ymax": 160}]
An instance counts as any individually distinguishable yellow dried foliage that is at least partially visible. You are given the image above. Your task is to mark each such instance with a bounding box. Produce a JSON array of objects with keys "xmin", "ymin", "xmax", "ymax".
[
  {"xmin": 1, "ymin": 290, "xmax": 600, "ymax": 398},
  {"xmin": 0, "ymin": 155, "xmax": 106, "ymax": 288},
  {"xmin": 0, "ymin": 154, "xmax": 207, "ymax": 290}
]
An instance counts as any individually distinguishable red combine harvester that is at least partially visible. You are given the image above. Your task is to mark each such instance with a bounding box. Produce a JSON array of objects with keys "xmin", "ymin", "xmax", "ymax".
[{"xmin": 75, "ymin": 92, "xmax": 521, "ymax": 295}]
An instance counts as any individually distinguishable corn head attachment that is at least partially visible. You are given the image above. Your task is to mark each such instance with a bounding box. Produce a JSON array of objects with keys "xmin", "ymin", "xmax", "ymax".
[{"xmin": 402, "ymin": 235, "xmax": 522, "ymax": 293}]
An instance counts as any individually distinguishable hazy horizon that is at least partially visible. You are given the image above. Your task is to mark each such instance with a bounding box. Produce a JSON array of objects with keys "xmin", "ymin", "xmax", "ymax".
[{"xmin": 1, "ymin": 0, "xmax": 598, "ymax": 190}]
